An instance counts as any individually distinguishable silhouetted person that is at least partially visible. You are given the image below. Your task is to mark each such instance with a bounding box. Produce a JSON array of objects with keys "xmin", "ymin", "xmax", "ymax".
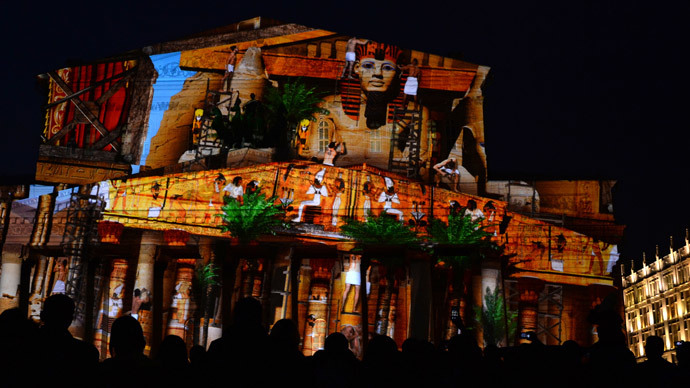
[
  {"xmin": 559, "ymin": 340, "xmax": 584, "ymax": 388},
  {"xmin": 155, "ymin": 335, "xmax": 190, "ymax": 385},
  {"xmin": 100, "ymin": 315, "xmax": 155, "ymax": 387},
  {"xmin": 267, "ymin": 319, "xmax": 305, "ymax": 386},
  {"xmin": 673, "ymin": 341, "xmax": 690, "ymax": 383},
  {"xmin": 37, "ymin": 294, "xmax": 99, "ymax": 386},
  {"xmin": 189, "ymin": 344, "xmax": 206, "ymax": 373},
  {"xmin": 207, "ymin": 297, "xmax": 268, "ymax": 385},
  {"xmin": 481, "ymin": 344, "xmax": 506, "ymax": 388},
  {"xmin": 583, "ymin": 308, "xmax": 636, "ymax": 388},
  {"xmin": 445, "ymin": 333, "xmax": 486, "ymax": 387},
  {"xmin": 361, "ymin": 334, "xmax": 402, "ymax": 387},
  {"xmin": 638, "ymin": 335, "xmax": 675, "ymax": 386},
  {"xmin": 311, "ymin": 332, "xmax": 360, "ymax": 388},
  {"xmin": 401, "ymin": 338, "xmax": 441, "ymax": 388},
  {"xmin": 0, "ymin": 308, "xmax": 38, "ymax": 382}
]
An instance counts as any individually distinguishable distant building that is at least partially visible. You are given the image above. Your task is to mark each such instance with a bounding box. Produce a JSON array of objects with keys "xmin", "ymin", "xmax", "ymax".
[{"xmin": 622, "ymin": 235, "xmax": 690, "ymax": 362}]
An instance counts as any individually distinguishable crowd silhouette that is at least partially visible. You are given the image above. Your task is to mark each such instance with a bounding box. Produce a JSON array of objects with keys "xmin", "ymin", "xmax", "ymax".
[{"xmin": 1, "ymin": 295, "xmax": 688, "ymax": 387}]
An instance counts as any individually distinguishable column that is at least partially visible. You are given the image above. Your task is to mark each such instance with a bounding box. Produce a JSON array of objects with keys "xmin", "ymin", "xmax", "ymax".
[
  {"xmin": 0, "ymin": 247, "xmax": 22, "ymax": 313},
  {"xmin": 517, "ymin": 276, "xmax": 544, "ymax": 344},
  {"xmin": 133, "ymin": 230, "xmax": 162, "ymax": 355}
]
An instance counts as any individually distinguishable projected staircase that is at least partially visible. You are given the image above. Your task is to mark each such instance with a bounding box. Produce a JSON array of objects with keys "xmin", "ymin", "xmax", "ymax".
[{"xmin": 388, "ymin": 107, "xmax": 422, "ymax": 179}]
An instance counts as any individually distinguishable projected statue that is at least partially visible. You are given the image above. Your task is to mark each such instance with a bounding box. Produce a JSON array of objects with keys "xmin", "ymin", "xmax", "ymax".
[
  {"xmin": 292, "ymin": 169, "xmax": 328, "ymax": 223},
  {"xmin": 378, "ymin": 177, "xmax": 403, "ymax": 221},
  {"xmin": 342, "ymin": 254, "xmax": 362, "ymax": 313},
  {"xmin": 306, "ymin": 41, "xmax": 430, "ymax": 170}
]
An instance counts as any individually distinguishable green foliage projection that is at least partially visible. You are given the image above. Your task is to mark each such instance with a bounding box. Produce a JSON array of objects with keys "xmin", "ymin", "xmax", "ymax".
[
  {"xmin": 426, "ymin": 211, "xmax": 498, "ymax": 269},
  {"xmin": 217, "ymin": 189, "xmax": 283, "ymax": 244},
  {"xmin": 474, "ymin": 286, "xmax": 517, "ymax": 346},
  {"xmin": 264, "ymin": 78, "xmax": 330, "ymax": 159}
]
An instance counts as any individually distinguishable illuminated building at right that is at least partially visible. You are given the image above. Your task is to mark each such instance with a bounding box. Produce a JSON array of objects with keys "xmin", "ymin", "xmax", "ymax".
[{"xmin": 622, "ymin": 234, "xmax": 690, "ymax": 362}]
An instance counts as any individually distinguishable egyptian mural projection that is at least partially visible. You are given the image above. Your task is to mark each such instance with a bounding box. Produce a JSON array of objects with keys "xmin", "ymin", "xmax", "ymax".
[
  {"xmin": 40, "ymin": 29, "xmax": 487, "ymax": 188},
  {"xmin": 101, "ymin": 162, "xmax": 618, "ymax": 288}
]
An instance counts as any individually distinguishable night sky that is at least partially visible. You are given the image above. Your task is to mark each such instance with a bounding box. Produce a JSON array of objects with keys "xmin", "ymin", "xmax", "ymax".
[{"xmin": 2, "ymin": 1, "xmax": 689, "ymax": 269}]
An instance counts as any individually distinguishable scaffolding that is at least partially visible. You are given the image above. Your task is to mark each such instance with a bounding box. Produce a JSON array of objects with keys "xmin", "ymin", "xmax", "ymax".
[
  {"xmin": 504, "ymin": 279, "xmax": 564, "ymax": 345},
  {"xmin": 388, "ymin": 108, "xmax": 422, "ymax": 179},
  {"xmin": 62, "ymin": 187, "xmax": 105, "ymax": 331}
]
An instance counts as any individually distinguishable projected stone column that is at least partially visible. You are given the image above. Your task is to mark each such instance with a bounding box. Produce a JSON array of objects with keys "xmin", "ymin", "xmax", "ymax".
[
  {"xmin": 133, "ymin": 230, "xmax": 161, "ymax": 354},
  {"xmin": 516, "ymin": 276, "xmax": 544, "ymax": 344},
  {"xmin": 0, "ymin": 185, "xmax": 28, "ymax": 314},
  {"xmin": 0, "ymin": 247, "xmax": 22, "ymax": 313}
]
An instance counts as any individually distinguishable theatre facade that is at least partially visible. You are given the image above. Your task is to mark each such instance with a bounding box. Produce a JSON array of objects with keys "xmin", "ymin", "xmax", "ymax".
[{"xmin": 0, "ymin": 17, "xmax": 623, "ymax": 357}]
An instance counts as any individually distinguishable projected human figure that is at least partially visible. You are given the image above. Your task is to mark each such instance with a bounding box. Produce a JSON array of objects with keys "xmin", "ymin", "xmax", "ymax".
[
  {"xmin": 292, "ymin": 169, "xmax": 328, "ymax": 223},
  {"xmin": 340, "ymin": 37, "xmax": 368, "ymax": 79},
  {"xmin": 51, "ymin": 259, "xmax": 68, "ymax": 295},
  {"xmin": 222, "ymin": 45, "xmax": 239, "ymax": 90},
  {"xmin": 131, "ymin": 288, "xmax": 151, "ymax": 320},
  {"xmin": 550, "ymin": 233, "xmax": 567, "ymax": 272},
  {"xmin": 362, "ymin": 176, "xmax": 374, "ymax": 221},
  {"xmin": 588, "ymin": 239, "xmax": 607, "ymax": 275},
  {"xmin": 323, "ymin": 141, "xmax": 343, "ymax": 166},
  {"xmin": 331, "ymin": 173, "xmax": 345, "ymax": 226},
  {"xmin": 147, "ymin": 182, "xmax": 164, "ymax": 218},
  {"xmin": 464, "ymin": 199, "xmax": 484, "ymax": 222},
  {"xmin": 434, "ymin": 158, "xmax": 461, "ymax": 191},
  {"xmin": 222, "ymin": 176, "xmax": 244, "ymax": 204},
  {"xmin": 378, "ymin": 177, "xmax": 403, "ymax": 221},
  {"xmin": 398, "ymin": 58, "xmax": 421, "ymax": 110},
  {"xmin": 341, "ymin": 324, "xmax": 362, "ymax": 358},
  {"xmin": 342, "ymin": 254, "xmax": 362, "ymax": 312}
]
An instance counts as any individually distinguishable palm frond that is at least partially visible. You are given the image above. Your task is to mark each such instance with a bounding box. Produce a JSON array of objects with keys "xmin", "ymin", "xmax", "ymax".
[
  {"xmin": 426, "ymin": 212, "xmax": 499, "ymax": 268},
  {"xmin": 340, "ymin": 213, "xmax": 420, "ymax": 266},
  {"xmin": 217, "ymin": 189, "xmax": 283, "ymax": 244}
]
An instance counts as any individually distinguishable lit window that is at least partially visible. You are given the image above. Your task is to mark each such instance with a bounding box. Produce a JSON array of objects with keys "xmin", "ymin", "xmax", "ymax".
[
  {"xmin": 318, "ymin": 120, "xmax": 329, "ymax": 152},
  {"xmin": 370, "ymin": 127, "xmax": 382, "ymax": 153}
]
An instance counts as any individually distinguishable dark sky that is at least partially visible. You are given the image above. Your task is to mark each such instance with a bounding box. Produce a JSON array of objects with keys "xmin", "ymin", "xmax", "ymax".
[{"xmin": 2, "ymin": 1, "xmax": 689, "ymax": 268}]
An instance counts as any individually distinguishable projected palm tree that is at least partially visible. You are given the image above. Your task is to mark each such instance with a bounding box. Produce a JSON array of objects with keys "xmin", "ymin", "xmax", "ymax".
[
  {"xmin": 425, "ymin": 210, "xmax": 499, "ymax": 339},
  {"xmin": 340, "ymin": 212, "xmax": 420, "ymax": 334},
  {"xmin": 264, "ymin": 78, "xmax": 329, "ymax": 160},
  {"xmin": 217, "ymin": 189, "xmax": 283, "ymax": 244}
]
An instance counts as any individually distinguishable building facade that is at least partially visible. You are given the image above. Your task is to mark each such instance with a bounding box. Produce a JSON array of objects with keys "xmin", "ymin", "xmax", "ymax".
[
  {"xmin": 622, "ymin": 236, "xmax": 690, "ymax": 362},
  {"xmin": 0, "ymin": 17, "xmax": 624, "ymax": 358}
]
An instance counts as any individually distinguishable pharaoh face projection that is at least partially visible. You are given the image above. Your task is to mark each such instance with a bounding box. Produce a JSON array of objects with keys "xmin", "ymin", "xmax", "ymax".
[
  {"xmin": 354, "ymin": 42, "xmax": 401, "ymax": 93},
  {"xmin": 356, "ymin": 58, "xmax": 397, "ymax": 93}
]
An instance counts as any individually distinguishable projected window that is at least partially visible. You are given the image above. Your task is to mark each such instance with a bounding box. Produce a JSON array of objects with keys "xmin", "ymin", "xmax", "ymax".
[
  {"xmin": 370, "ymin": 128, "xmax": 382, "ymax": 153},
  {"xmin": 318, "ymin": 120, "xmax": 329, "ymax": 152}
]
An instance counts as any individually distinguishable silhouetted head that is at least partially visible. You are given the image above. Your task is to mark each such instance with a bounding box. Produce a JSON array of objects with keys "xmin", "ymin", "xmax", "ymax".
[
  {"xmin": 232, "ymin": 176, "xmax": 242, "ymax": 186},
  {"xmin": 233, "ymin": 297, "xmax": 263, "ymax": 327},
  {"xmin": 156, "ymin": 335, "xmax": 188, "ymax": 367},
  {"xmin": 466, "ymin": 199, "xmax": 477, "ymax": 211},
  {"xmin": 324, "ymin": 332, "xmax": 349, "ymax": 353},
  {"xmin": 189, "ymin": 345, "xmax": 206, "ymax": 365},
  {"xmin": 270, "ymin": 319, "xmax": 300, "ymax": 351},
  {"xmin": 109, "ymin": 315, "xmax": 146, "ymax": 358},
  {"xmin": 447, "ymin": 333, "xmax": 482, "ymax": 362},
  {"xmin": 588, "ymin": 307, "xmax": 624, "ymax": 345},
  {"xmin": 41, "ymin": 294, "xmax": 75, "ymax": 330},
  {"xmin": 645, "ymin": 335, "xmax": 665, "ymax": 359}
]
